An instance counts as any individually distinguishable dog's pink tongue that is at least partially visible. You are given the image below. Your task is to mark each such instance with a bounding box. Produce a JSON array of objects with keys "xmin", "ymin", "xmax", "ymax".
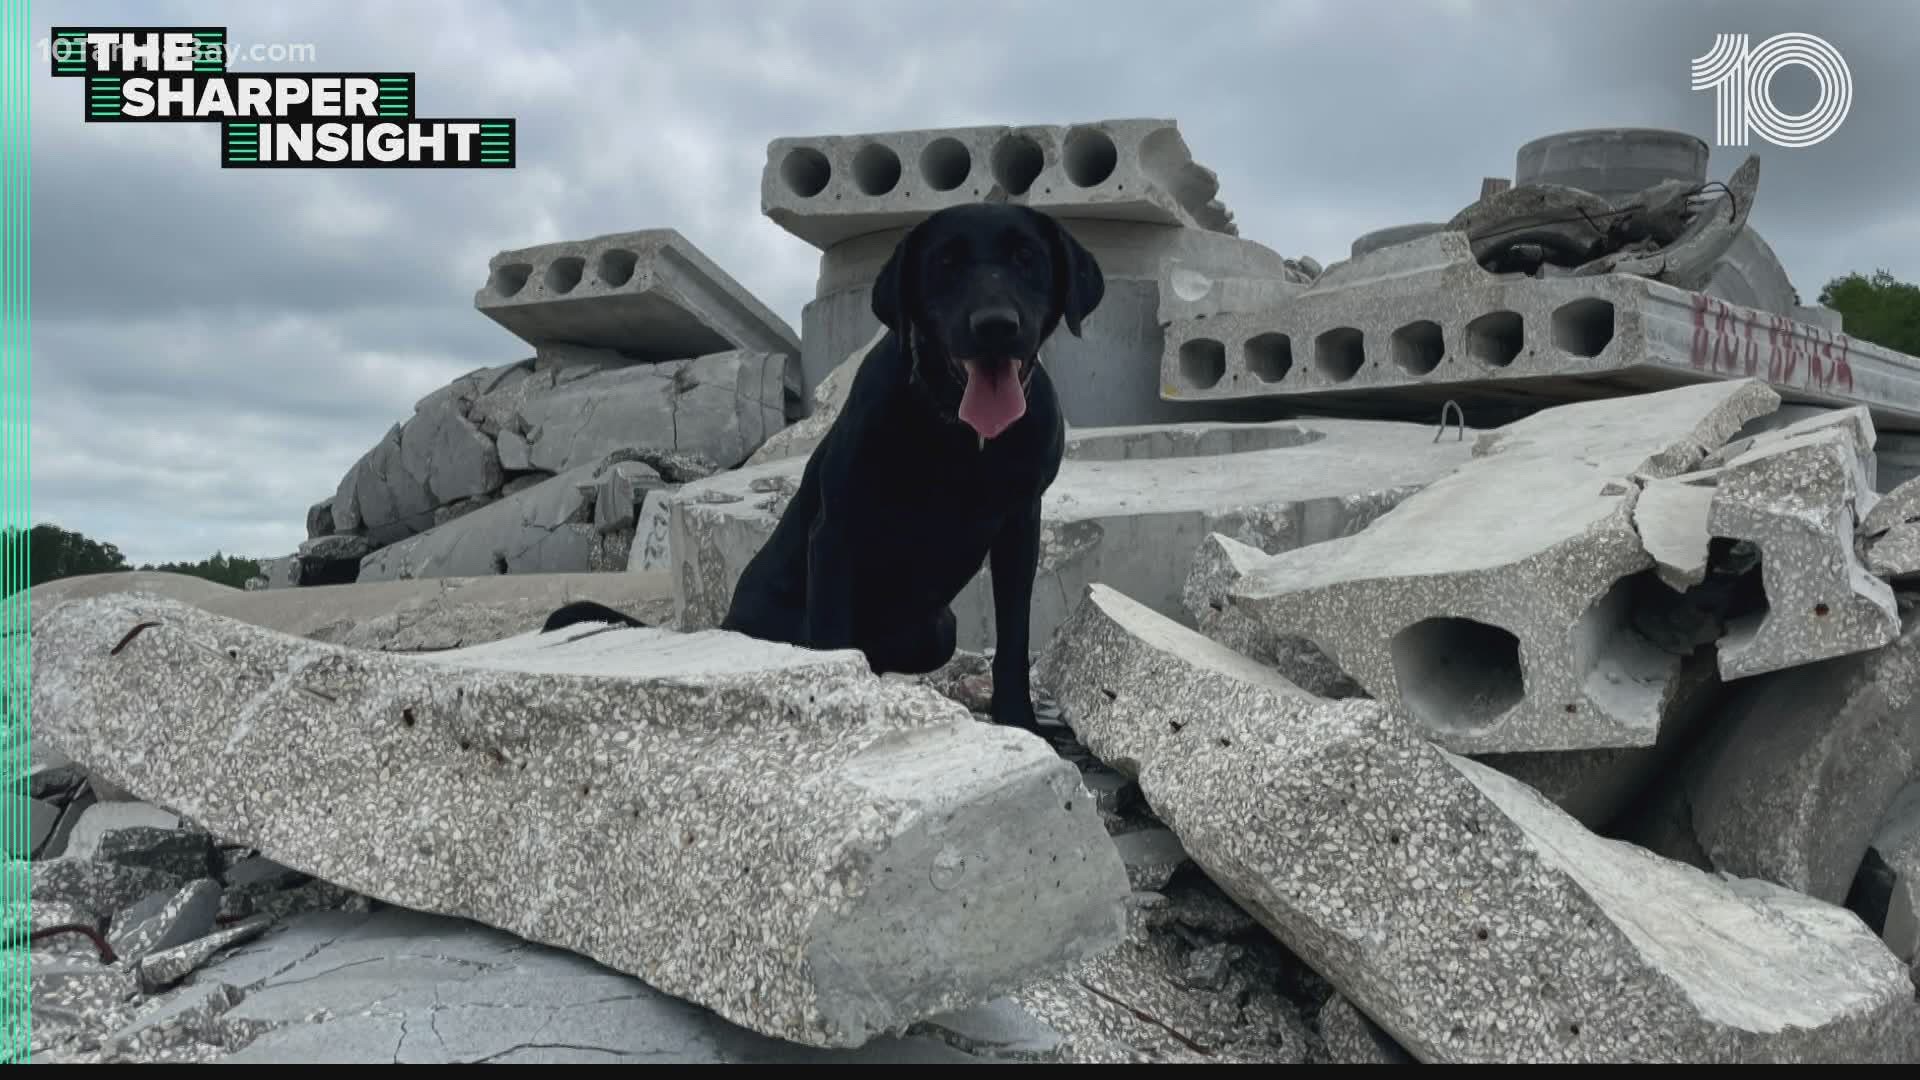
[{"xmin": 959, "ymin": 360, "xmax": 1026, "ymax": 439}]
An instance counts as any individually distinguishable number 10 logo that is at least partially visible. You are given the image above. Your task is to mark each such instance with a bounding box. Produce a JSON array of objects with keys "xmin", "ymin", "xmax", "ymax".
[{"xmin": 1690, "ymin": 33, "xmax": 1852, "ymax": 149}]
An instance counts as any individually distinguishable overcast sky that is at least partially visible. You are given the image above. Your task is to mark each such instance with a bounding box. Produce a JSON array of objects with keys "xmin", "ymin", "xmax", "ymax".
[{"xmin": 29, "ymin": 0, "xmax": 1920, "ymax": 566}]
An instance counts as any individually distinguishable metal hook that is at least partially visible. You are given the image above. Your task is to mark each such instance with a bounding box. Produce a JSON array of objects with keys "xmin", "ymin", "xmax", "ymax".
[{"xmin": 1435, "ymin": 400, "xmax": 1465, "ymax": 443}]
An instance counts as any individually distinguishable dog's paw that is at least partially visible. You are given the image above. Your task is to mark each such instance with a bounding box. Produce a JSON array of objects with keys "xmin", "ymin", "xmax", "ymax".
[{"xmin": 988, "ymin": 694, "xmax": 1043, "ymax": 733}]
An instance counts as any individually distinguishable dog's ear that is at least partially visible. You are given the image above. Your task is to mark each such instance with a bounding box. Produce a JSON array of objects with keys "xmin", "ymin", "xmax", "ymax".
[
  {"xmin": 870, "ymin": 224, "xmax": 921, "ymax": 333},
  {"xmin": 1039, "ymin": 212, "xmax": 1105, "ymax": 337}
]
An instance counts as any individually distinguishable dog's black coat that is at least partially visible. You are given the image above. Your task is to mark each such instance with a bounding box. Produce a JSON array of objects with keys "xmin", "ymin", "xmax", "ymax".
[{"xmin": 543, "ymin": 202, "xmax": 1104, "ymax": 730}]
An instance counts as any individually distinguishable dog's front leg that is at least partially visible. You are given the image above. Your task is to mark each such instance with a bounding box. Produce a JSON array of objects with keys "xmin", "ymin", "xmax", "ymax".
[
  {"xmin": 804, "ymin": 509, "xmax": 857, "ymax": 653},
  {"xmin": 988, "ymin": 495, "xmax": 1043, "ymax": 730}
]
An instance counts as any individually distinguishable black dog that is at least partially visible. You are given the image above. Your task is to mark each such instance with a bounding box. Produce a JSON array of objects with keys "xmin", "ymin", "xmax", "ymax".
[{"xmin": 543, "ymin": 202, "xmax": 1104, "ymax": 730}]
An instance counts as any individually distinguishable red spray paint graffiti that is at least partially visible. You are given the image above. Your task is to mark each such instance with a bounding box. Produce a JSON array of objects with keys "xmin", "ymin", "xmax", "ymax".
[{"xmin": 1690, "ymin": 294, "xmax": 1851, "ymax": 393}]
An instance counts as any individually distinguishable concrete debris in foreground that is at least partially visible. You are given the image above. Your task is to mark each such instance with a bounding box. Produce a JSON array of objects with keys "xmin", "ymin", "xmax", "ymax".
[
  {"xmin": 29, "ymin": 593, "xmax": 1131, "ymax": 1050},
  {"xmin": 1037, "ymin": 583, "xmax": 1920, "ymax": 1063},
  {"xmin": 28, "ymin": 569, "xmax": 679, "ymax": 654},
  {"xmin": 1223, "ymin": 378, "xmax": 1779, "ymax": 754}
]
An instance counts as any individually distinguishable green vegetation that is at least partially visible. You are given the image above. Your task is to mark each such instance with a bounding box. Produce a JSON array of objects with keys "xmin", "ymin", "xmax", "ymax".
[
  {"xmin": 1819, "ymin": 269, "xmax": 1920, "ymax": 357},
  {"xmin": 11, "ymin": 522, "xmax": 262, "ymax": 590}
]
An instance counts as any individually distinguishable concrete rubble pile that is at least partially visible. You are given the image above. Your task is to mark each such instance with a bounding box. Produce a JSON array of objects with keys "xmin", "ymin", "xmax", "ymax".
[
  {"xmin": 256, "ymin": 230, "xmax": 804, "ymax": 591},
  {"xmin": 27, "ymin": 119, "xmax": 1920, "ymax": 1062},
  {"xmin": 1159, "ymin": 128, "xmax": 1920, "ymax": 441}
]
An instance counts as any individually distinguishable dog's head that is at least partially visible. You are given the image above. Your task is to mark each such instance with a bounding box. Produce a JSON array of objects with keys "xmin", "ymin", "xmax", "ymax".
[{"xmin": 870, "ymin": 203, "xmax": 1104, "ymax": 441}]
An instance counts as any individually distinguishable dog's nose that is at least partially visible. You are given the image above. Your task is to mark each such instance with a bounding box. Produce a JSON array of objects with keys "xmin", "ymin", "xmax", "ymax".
[{"xmin": 969, "ymin": 307, "xmax": 1021, "ymax": 346}]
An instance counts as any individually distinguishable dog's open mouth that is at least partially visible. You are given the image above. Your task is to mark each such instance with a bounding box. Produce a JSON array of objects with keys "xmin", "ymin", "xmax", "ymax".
[{"xmin": 956, "ymin": 357, "xmax": 1034, "ymax": 440}]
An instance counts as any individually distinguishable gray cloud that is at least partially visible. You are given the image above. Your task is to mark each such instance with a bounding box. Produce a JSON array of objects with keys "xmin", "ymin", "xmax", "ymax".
[{"xmin": 30, "ymin": 0, "xmax": 1919, "ymax": 564}]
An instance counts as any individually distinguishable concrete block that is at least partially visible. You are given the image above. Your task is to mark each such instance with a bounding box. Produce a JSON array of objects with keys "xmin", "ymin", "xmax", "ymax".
[
  {"xmin": 516, "ymin": 350, "xmax": 789, "ymax": 474},
  {"xmin": 798, "ymin": 219, "xmax": 1304, "ymax": 428},
  {"xmin": 137, "ymin": 914, "xmax": 273, "ymax": 993},
  {"xmin": 357, "ymin": 464, "xmax": 599, "ymax": 583},
  {"xmin": 1159, "ymin": 229, "xmax": 1920, "ymax": 435},
  {"xmin": 30, "ymin": 593, "xmax": 1130, "ymax": 1050},
  {"xmin": 1514, "ymin": 128, "xmax": 1710, "ymax": 200},
  {"xmin": 28, "ymin": 568, "xmax": 676, "ymax": 654},
  {"xmin": 1037, "ymin": 583, "xmax": 1920, "ymax": 1063},
  {"xmin": 1866, "ymin": 474, "xmax": 1920, "ymax": 536},
  {"xmin": 670, "ymin": 417, "xmax": 1473, "ymax": 652},
  {"xmin": 593, "ymin": 461, "xmax": 662, "ymax": 534},
  {"xmin": 761, "ymin": 118, "xmax": 1236, "ymax": 251},
  {"xmin": 1868, "ymin": 523, "xmax": 1920, "ymax": 579},
  {"xmin": 1350, "ymin": 222, "xmax": 1446, "ymax": 259},
  {"xmin": 1225, "ymin": 379, "xmax": 1779, "ymax": 754},
  {"xmin": 305, "ymin": 498, "xmax": 335, "ymax": 540},
  {"xmin": 1181, "ymin": 533, "xmax": 1366, "ymax": 700},
  {"xmin": 1705, "ymin": 415, "xmax": 1898, "ymax": 679},
  {"xmin": 474, "ymin": 229, "xmax": 800, "ymax": 363},
  {"xmin": 62, "ymin": 801, "xmax": 181, "ymax": 861},
  {"xmin": 625, "ymin": 490, "xmax": 674, "ymax": 575},
  {"xmin": 107, "ymin": 878, "xmax": 222, "ymax": 966},
  {"xmin": 1628, "ymin": 608, "xmax": 1920, "ymax": 904}
]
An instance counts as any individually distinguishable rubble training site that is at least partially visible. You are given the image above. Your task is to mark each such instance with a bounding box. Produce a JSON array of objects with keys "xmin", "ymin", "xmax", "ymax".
[{"xmin": 19, "ymin": 119, "xmax": 1920, "ymax": 1064}]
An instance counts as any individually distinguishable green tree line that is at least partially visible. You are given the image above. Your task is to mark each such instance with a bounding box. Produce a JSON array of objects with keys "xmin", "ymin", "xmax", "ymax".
[
  {"xmin": 4, "ymin": 523, "xmax": 262, "ymax": 591},
  {"xmin": 1819, "ymin": 269, "xmax": 1920, "ymax": 357}
]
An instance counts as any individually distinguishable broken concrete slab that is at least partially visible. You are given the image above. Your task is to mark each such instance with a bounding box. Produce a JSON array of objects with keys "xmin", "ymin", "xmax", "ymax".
[
  {"xmin": 593, "ymin": 461, "xmax": 663, "ymax": 534},
  {"xmin": 356, "ymin": 464, "xmax": 598, "ymax": 582},
  {"xmin": 28, "ymin": 569, "xmax": 676, "ymax": 654},
  {"xmin": 30, "ymin": 592, "xmax": 1130, "ymax": 1050},
  {"xmin": 1706, "ymin": 416, "xmax": 1898, "ymax": 679},
  {"xmin": 40, "ymin": 905, "xmax": 1005, "ymax": 1064},
  {"xmin": 1626, "ymin": 608, "xmax": 1920, "ymax": 903},
  {"xmin": 1226, "ymin": 379, "xmax": 1779, "ymax": 754},
  {"xmin": 1180, "ymin": 532, "xmax": 1366, "ymax": 700},
  {"xmin": 474, "ymin": 229, "xmax": 801, "ymax": 362},
  {"xmin": 95, "ymin": 827, "xmax": 218, "ymax": 880},
  {"xmin": 1158, "ymin": 229, "xmax": 1920, "ymax": 435},
  {"xmin": 107, "ymin": 879, "xmax": 222, "ymax": 966},
  {"xmin": 1633, "ymin": 473, "xmax": 1719, "ymax": 590},
  {"xmin": 671, "ymin": 417, "xmax": 1471, "ymax": 652},
  {"xmin": 515, "ymin": 349, "xmax": 789, "ymax": 474},
  {"xmin": 1869, "ymin": 524, "xmax": 1920, "ymax": 579},
  {"xmin": 16, "ymin": 857, "xmax": 188, "ymax": 918},
  {"xmin": 61, "ymin": 803, "xmax": 181, "ymax": 862},
  {"xmin": 1864, "ymin": 474, "xmax": 1920, "ymax": 536},
  {"xmin": 1038, "ymin": 583, "xmax": 1920, "ymax": 1063},
  {"xmin": 762, "ymin": 118, "xmax": 1236, "ymax": 251},
  {"xmin": 136, "ymin": 915, "xmax": 274, "ymax": 993}
]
